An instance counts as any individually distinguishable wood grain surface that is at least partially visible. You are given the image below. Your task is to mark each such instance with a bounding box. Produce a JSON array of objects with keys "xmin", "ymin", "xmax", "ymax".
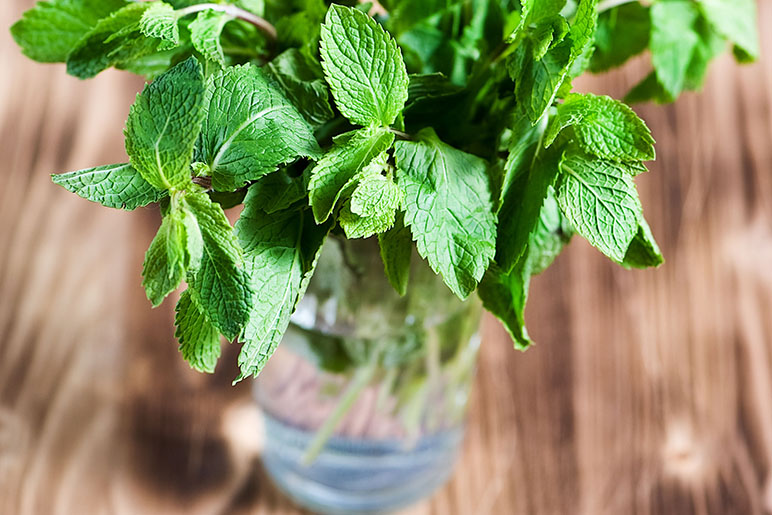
[{"xmin": 2, "ymin": 1, "xmax": 772, "ymax": 514}]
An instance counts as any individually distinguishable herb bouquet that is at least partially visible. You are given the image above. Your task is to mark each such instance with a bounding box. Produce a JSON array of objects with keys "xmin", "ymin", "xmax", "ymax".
[{"xmin": 12, "ymin": 0, "xmax": 758, "ymax": 512}]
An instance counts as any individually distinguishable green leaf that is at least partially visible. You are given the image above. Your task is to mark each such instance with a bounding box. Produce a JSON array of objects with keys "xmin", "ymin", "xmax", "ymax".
[
  {"xmin": 480, "ymin": 187, "xmax": 572, "ymax": 349},
  {"xmin": 140, "ymin": 2, "xmax": 180, "ymax": 48},
  {"xmin": 511, "ymin": 39, "xmax": 572, "ymax": 124},
  {"xmin": 142, "ymin": 205, "xmax": 198, "ymax": 306},
  {"xmin": 590, "ymin": 2, "xmax": 650, "ymax": 73},
  {"xmin": 266, "ymin": 49, "xmax": 335, "ymax": 127},
  {"xmin": 125, "ymin": 57, "xmax": 205, "ymax": 191},
  {"xmin": 478, "ymin": 262, "xmax": 531, "ymax": 348},
  {"xmin": 65, "ymin": 2, "xmax": 162, "ymax": 79},
  {"xmin": 378, "ymin": 212, "xmax": 413, "ymax": 296},
  {"xmin": 52, "ymin": 163, "xmax": 165, "ymax": 210},
  {"xmin": 545, "ymin": 93, "xmax": 655, "ymax": 161},
  {"xmin": 339, "ymin": 154, "xmax": 403, "ymax": 239},
  {"xmin": 175, "ymin": 290, "xmax": 222, "ymax": 374},
  {"xmin": 190, "ymin": 9, "xmax": 232, "ymax": 67},
  {"xmin": 394, "ymin": 128, "xmax": 496, "ymax": 299},
  {"xmin": 184, "ymin": 191, "xmax": 253, "ymax": 340},
  {"xmin": 235, "ymin": 190, "xmax": 331, "ymax": 381},
  {"xmin": 622, "ymin": 217, "xmax": 664, "ymax": 269},
  {"xmin": 509, "ymin": 0, "xmax": 599, "ymax": 123},
  {"xmin": 624, "ymin": 71, "xmax": 673, "ymax": 105},
  {"xmin": 196, "ymin": 64, "xmax": 320, "ymax": 191},
  {"xmin": 557, "ymin": 151, "xmax": 642, "ymax": 262},
  {"xmin": 308, "ymin": 127, "xmax": 395, "ymax": 223},
  {"xmin": 497, "ymin": 126, "xmax": 562, "ymax": 273},
  {"xmin": 244, "ymin": 169, "xmax": 307, "ymax": 214},
  {"xmin": 698, "ymin": 0, "xmax": 759, "ymax": 62},
  {"xmin": 320, "ymin": 4, "xmax": 409, "ymax": 126},
  {"xmin": 10, "ymin": 0, "xmax": 128, "ymax": 63},
  {"xmin": 650, "ymin": 1, "xmax": 700, "ymax": 99},
  {"xmin": 684, "ymin": 16, "xmax": 728, "ymax": 91}
]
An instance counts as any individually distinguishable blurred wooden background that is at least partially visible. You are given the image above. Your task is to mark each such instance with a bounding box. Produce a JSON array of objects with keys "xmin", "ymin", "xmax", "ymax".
[{"xmin": 2, "ymin": 1, "xmax": 772, "ymax": 514}]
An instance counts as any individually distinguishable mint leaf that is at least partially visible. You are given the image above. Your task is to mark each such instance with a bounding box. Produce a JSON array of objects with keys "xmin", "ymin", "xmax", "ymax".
[
  {"xmin": 511, "ymin": 40, "xmax": 571, "ymax": 124},
  {"xmin": 11, "ymin": 0, "xmax": 128, "ymax": 63},
  {"xmin": 184, "ymin": 191, "xmax": 253, "ymax": 340},
  {"xmin": 685, "ymin": 17, "xmax": 727, "ymax": 91},
  {"xmin": 235, "ymin": 191, "xmax": 330, "ymax": 381},
  {"xmin": 52, "ymin": 163, "xmax": 165, "ymax": 210},
  {"xmin": 394, "ymin": 128, "xmax": 496, "ymax": 299},
  {"xmin": 308, "ymin": 126, "xmax": 395, "ymax": 223},
  {"xmin": 340, "ymin": 154, "xmax": 403, "ymax": 239},
  {"xmin": 557, "ymin": 151, "xmax": 642, "ymax": 262},
  {"xmin": 698, "ymin": 0, "xmax": 759, "ymax": 62},
  {"xmin": 266, "ymin": 49, "xmax": 335, "ymax": 127},
  {"xmin": 66, "ymin": 2, "xmax": 161, "ymax": 79},
  {"xmin": 126, "ymin": 57, "xmax": 205, "ymax": 191},
  {"xmin": 591, "ymin": 3, "xmax": 650, "ymax": 73},
  {"xmin": 175, "ymin": 290, "xmax": 222, "ymax": 373},
  {"xmin": 142, "ymin": 205, "xmax": 198, "ymax": 306},
  {"xmin": 497, "ymin": 123, "xmax": 561, "ymax": 273},
  {"xmin": 481, "ymin": 187, "xmax": 571, "ymax": 349},
  {"xmin": 545, "ymin": 93, "xmax": 655, "ymax": 161},
  {"xmin": 478, "ymin": 263, "xmax": 531, "ymax": 348},
  {"xmin": 190, "ymin": 9, "xmax": 232, "ymax": 67},
  {"xmin": 378, "ymin": 212, "xmax": 412, "ymax": 296},
  {"xmin": 196, "ymin": 64, "xmax": 320, "ymax": 192},
  {"xmin": 320, "ymin": 4, "xmax": 409, "ymax": 126},
  {"xmin": 140, "ymin": 2, "xmax": 180, "ymax": 48},
  {"xmin": 244, "ymin": 169, "xmax": 307, "ymax": 215},
  {"xmin": 650, "ymin": 1, "xmax": 700, "ymax": 100},
  {"xmin": 622, "ymin": 218, "xmax": 664, "ymax": 269}
]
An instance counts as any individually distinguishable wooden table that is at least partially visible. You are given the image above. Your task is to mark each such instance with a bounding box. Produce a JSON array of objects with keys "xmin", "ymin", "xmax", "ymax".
[{"xmin": 2, "ymin": 1, "xmax": 772, "ymax": 513}]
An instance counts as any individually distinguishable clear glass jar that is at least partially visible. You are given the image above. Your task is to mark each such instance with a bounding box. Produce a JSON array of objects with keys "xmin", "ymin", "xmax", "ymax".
[{"xmin": 254, "ymin": 235, "xmax": 482, "ymax": 514}]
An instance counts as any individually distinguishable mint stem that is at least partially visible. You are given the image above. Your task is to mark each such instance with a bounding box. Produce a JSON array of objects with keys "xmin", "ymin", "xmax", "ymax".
[{"xmin": 177, "ymin": 4, "xmax": 277, "ymax": 41}]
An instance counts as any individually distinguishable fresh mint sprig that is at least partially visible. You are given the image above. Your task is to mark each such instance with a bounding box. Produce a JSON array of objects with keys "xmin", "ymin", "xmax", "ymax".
[{"xmin": 12, "ymin": 0, "xmax": 759, "ymax": 379}]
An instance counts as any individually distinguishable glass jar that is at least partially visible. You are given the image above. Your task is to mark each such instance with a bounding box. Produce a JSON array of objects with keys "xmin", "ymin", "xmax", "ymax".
[{"xmin": 254, "ymin": 235, "xmax": 482, "ymax": 514}]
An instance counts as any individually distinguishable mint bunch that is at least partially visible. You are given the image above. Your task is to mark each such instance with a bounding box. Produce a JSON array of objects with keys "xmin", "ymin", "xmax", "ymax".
[{"xmin": 12, "ymin": 0, "xmax": 758, "ymax": 379}]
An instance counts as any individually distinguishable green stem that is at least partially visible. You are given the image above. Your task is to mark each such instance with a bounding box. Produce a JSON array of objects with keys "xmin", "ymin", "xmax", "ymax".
[
  {"xmin": 302, "ymin": 352, "xmax": 381, "ymax": 465},
  {"xmin": 177, "ymin": 4, "xmax": 277, "ymax": 41}
]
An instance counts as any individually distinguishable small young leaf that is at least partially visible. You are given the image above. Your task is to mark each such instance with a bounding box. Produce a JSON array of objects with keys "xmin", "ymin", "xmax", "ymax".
[
  {"xmin": 190, "ymin": 9, "xmax": 232, "ymax": 67},
  {"xmin": 394, "ymin": 128, "xmax": 496, "ymax": 299},
  {"xmin": 11, "ymin": 0, "xmax": 128, "ymax": 63},
  {"xmin": 184, "ymin": 191, "xmax": 253, "ymax": 340},
  {"xmin": 308, "ymin": 127, "xmax": 395, "ymax": 223},
  {"xmin": 557, "ymin": 151, "xmax": 642, "ymax": 262},
  {"xmin": 175, "ymin": 290, "xmax": 222, "ymax": 373},
  {"xmin": 320, "ymin": 4, "xmax": 409, "ymax": 126},
  {"xmin": 235, "ymin": 191, "xmax": 330, "ymax": 381},
  {"xmin": 340, "ymin": 155, "xmax": 403, "ymax": 239},
  {"xmin": 545, "ymin": 93, "xmax": 655, "ymax": 161},
  {"xmin": 378, "ymin": 212, "xmax": 413, "ymax": 296},
  {"xmin": 196, "ymin": 64, "xmax": 320, "ymax": 191},
  {"xmin": 125, "ymin": 57, "xmax": 205, "ymax": 191},
  {"xmin": 140, "ymin": 2, "xmax": 180, "ymax": 48},
  {"xmin": 142, "ymin": 207, "xmax": 194, "ymax": 306},
  {"xmin": 52, "ymin": 163, "xmax": 165, "ymax": 210}
]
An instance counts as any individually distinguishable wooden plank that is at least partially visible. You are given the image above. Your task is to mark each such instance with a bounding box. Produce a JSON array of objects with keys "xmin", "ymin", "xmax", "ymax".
[{"xmin": 2, "ymin": 1, "xmax": 772, "ymax": 513}]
